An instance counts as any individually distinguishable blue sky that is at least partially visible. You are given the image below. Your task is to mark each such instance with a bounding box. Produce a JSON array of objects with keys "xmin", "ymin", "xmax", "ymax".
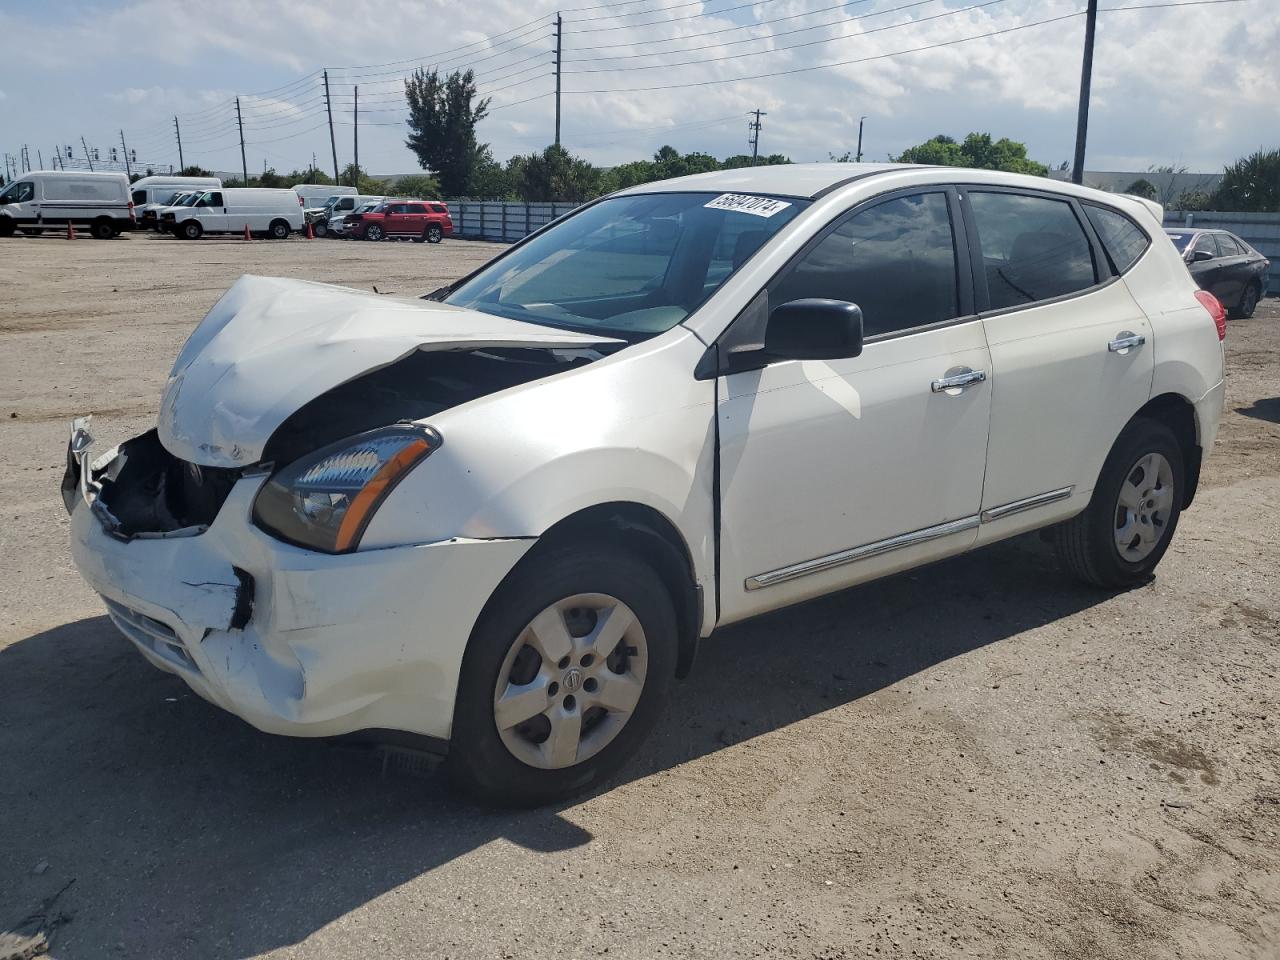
[{"xmin": 0, "ymin": 0, "xmax": 1275, "ymax": 180}]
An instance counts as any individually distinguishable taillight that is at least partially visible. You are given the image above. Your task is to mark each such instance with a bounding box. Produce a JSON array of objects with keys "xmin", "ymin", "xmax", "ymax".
[
  {"xmin": 128, "ymin": 200, "xmax": 136, "ymax": 223},
  {"xmin": 1194, "ymin": 290, "xmax": 1227, "ymax": 341}
]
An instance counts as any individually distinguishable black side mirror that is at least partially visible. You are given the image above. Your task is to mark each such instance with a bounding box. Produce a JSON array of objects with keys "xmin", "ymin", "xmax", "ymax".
[
  {"xmin": 764, "ymin": 299, "xmax": 864, "ymax": 361},
  {"xmin": 1191, "ymin": 249, "xmax": 1214, "ymax": 262}
]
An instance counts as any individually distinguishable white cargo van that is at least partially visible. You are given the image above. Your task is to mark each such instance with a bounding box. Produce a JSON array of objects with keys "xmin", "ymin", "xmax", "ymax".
[
  {"xmin": 293, "ymin": 183, "xmax": 356, "ymax": 210},
  {"xmin": 162, "ymin": 188, "xmax": 304, "ymax": 239},
  {"xmin": 131, "ymin": 175, "xmax": 221, "ymax": 229},
  {"xmin": 0, "ymin": 170, "xmax": 133, "ymax": 238}
]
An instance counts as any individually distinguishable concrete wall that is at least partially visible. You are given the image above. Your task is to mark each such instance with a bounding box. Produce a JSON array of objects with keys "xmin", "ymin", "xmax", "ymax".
[{"xmin": 1165, "ymin": 210, "xmax": 1280, "ymax": 295}]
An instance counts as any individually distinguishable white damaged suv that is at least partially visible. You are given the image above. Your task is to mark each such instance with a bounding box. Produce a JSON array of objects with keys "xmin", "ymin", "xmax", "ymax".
[{"xmin": 65, "ymin": 164, "xmax": 1226, "ymax": 805}]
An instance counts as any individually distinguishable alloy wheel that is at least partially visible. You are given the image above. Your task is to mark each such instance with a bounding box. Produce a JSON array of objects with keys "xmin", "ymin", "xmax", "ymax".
[
  {"xmin": 493, "ymin": 593, "xmax": 648, "ymax": 770},
  {"xmin": 1114, "ymin": 452, "xmax": 1175, "ymax": 562}
]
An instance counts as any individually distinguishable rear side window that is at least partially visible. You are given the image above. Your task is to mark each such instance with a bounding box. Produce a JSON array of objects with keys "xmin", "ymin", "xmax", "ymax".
[
  {"xmin": 1084, "ymin": 205, "xmax": 1149, "ymax": 274},
  {"xmin": 772, "ymin": 191, "xmax": 960, "ymax": 339},
  {"xmin": 430, "ymin": 203, "xmax": 447, "ymax": 214},
  {"xmin": 1217, "ymin": 234, "xmax": 1244, "ymax": 256},
  {"xmin": 407, "ymin": 203, "xmax": 427, "ymax": 214},
  {"xmin": 968, "ymin": 191, "xmax": 1098, "ymax": 310}
]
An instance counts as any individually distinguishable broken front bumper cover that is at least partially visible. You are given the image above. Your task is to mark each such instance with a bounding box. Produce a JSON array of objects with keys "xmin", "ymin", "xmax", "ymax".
[{"xmin": 65, "ymin": 420, "xmax": 534, "ymax": 741}]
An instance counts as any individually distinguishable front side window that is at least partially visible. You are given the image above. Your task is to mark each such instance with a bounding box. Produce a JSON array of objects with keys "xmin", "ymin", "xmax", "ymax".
[
  {"xmin": 0, "ymin": 180, "xmax": 34, "ymax": 203},
  {"xmin": 132, "ymin": 189, "xmax": 148, "ymax": 206},
  {"xmin": 771, "ymin": 191, "xmax": 960, "ymax": 339},
  {"xmin": 196, "ymin": 191, "xmax": 223, "ymax": 208},
  {"xmin": 968, "ymin": 191, "xmax": 1097, "ymax": 310},
  {"xmin": 1085, "ymin": 204, "xmax": 1149, "ymax": 274},
  {"xmin": 447, "ymin": 191, "xmax": 809, "ymax": 338},
  {"xmin": 1191, "ymin": 233, "xmax": 1219, "ymax": 259}
]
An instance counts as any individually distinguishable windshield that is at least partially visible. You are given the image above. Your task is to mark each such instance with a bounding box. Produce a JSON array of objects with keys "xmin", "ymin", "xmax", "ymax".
[
  {"xmin": 175, "ymin": 192, "xmax": 200, "ymax": 207},
  {"xmin": 446, "ymin": 191, "xmax": 809, "ymax": 338},
  {"xmin": 1165, "ymin": 232, "xmax": 1193, "ymax": 253}
]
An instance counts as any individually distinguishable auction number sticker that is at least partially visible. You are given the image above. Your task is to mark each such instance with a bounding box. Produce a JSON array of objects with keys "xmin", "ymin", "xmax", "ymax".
[{"xmin": 704, "ymin": 193, "xmax": 792, "ymax": 218}]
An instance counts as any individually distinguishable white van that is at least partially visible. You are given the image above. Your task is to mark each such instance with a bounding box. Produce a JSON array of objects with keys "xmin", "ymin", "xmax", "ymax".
[
  {"xmin": 162, "ymin": 188, "xmax": 304, "ymax": 240},
  {"xmin": 131, "ymin": 175, "xmax": 221, "ymax": 229},
  {"xmin": 293, "ymin": 183, "xmax": 355, "ymax": 211},
  {"xmin": 0, "ymin": 170, "xmax": 133, "ymax": 239}
]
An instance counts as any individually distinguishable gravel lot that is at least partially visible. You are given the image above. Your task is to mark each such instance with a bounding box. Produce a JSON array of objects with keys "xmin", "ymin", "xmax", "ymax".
[{"xmin": 1, "ymin": 232, "xmax": 1277, "ymax": 960}]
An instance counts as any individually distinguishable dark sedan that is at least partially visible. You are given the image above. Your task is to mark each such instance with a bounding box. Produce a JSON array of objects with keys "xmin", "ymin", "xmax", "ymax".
[{"xmin": 1164, "ymin": 228, "xmax": 1270, "ymax": 319}]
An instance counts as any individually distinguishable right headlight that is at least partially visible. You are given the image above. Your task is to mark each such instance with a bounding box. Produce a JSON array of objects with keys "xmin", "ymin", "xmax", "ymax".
[{"xmin": 252, "ymin": 425, "xmax": 440, "ymax": 553}]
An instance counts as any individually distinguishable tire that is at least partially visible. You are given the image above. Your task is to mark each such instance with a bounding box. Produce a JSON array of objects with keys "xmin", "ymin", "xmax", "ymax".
[
  {"xmin": 90, "ymin": 218, "xmax": 114, "ymax": 240},
  {"xmin": 0, "ymin": 219, "xmax": 14, "ymax": 237},
  {"xmin": 1055, "ymin": 417, "xmax": 1185, "ymax": 589},
  {"xmin": 427, "ymin": 224, "xmax": 443, "ymax": 244},
  {"xmin": 268, "ymin": 219, "xmax": 290, "ymax": 240},
  {"xmin": 313, "ymin": 222, "xmax": 327, "ymax": 238},
  {"xmin": 17, "ymin": 227, "xmax": 42, "ymax": 236},
  {"xmin": 446, "ymin": 543, "xmax": 677, "ymax": 807},
  {"xmin": 365, "ymin": 224, "xmax": 384, "ymax": 241},
  {"xmin": 1231, "ymin": 281, "xmax": 1260, "ymax": 320},
  {"xmin": 179, "ymin": 220, "xmax": 203, "ymax": 240}
]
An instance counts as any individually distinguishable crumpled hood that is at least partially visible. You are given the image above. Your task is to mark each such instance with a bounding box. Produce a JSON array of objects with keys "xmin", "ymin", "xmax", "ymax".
[{"xmin": 158, "ymin": 274, "xmax": 621, "ymax": 467}]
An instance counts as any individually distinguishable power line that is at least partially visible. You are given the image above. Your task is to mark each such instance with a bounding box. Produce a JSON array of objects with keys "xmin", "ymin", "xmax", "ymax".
[{"xmin": 565, "ymin": 0, "xmax": 1009, "ymax": 72}]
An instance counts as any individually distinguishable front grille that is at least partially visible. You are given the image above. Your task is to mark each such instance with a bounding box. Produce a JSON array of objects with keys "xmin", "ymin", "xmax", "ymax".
[{"xmin": 104, "ymin": 598, "xmax": 200, "ymax": 675}]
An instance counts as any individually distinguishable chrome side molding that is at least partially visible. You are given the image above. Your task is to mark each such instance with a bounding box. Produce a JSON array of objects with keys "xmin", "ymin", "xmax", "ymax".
[
  {"xmin": 980, "ymin": 485, "xmax": 1074, "ymax": 523},
  {"xmin": 745, "ymin": 516, "xmax": 981, "ymax": 591},
  {"xmin": 745, "ymin": 486, "xmax": 1076, "ymax": 591}
]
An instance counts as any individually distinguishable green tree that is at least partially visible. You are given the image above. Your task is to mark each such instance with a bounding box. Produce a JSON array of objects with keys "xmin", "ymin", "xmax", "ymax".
[
  {"xmin": 894, "ymin": 132, "xmax": 1048, "ymax": 175},
  {"xmin": 283, "ymin": 167, "xmax": 334, "ymax": 185},
  {"xmin": 1213, "ymin": 147, "xmax": 1280, "ymax": 212},
  {"xmin": 1124, "ymin": 178, "xmax": 1159, "ymax": 201},
  {"xmin": 511, "ymin": 145, "xmax": 600, "ymax": 202},
  {"xmin": 720, "ymin": 153, "xmax": 790, "ymax": 170},
  {"xmin": 258, "ymin": 167, "xmax": 285, "ymax": 189},
  {"xmin": 468, "ymin": 158, "xmax": 514, "ymax": 199},
  {"xmin": 404, "ymin": 67, "xmax": 491, "ymax": 196},
  {"xmin": 179, "ymin": 165, "xmax": 214, "ymax": 178},
  {"xmin": 339, "ymin": 163, "xmax": 391, "ymax": 194}
]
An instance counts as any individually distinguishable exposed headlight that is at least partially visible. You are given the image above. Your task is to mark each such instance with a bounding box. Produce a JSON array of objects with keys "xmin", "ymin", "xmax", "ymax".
[{"xmin": 252, "ymin": 425, "xmax": 440, "ymax": 553}]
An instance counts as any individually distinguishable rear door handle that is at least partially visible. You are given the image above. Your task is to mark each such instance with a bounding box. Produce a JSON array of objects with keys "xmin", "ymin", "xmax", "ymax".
[
  {"xmin": 1108, "ymin": 332, "xmax": 1146, "ymax": 353},
  {"xmin": 931, "ymin": 368, "xmax": 987, "ymax": 393}
]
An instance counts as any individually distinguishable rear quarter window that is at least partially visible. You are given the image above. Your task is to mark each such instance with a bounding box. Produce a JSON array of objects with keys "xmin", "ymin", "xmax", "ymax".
[{"xmin": 1084, "ymin": 205, "xmax": 1150, "ymax": 275}]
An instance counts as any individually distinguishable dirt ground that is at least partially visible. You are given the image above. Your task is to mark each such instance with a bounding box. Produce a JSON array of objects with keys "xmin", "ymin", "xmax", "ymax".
[{"xmin": 0, "ymin": 232, "xmax": 1277, "ymax": 960}]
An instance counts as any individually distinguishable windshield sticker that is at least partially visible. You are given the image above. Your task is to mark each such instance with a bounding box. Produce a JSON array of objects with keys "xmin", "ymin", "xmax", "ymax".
[{"xmin": 704, "ymin": 193, "xmax": 792, "ymax": 218}]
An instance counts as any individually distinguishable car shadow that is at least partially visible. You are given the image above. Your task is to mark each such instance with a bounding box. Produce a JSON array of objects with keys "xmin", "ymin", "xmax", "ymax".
[
  {"xmin": 1236, "ymin": 397, "xmax": 1280, "ymax": 424},
  {"xmin": 0, "ymin": 533, "xmax": 1109, "ymax": 958}
]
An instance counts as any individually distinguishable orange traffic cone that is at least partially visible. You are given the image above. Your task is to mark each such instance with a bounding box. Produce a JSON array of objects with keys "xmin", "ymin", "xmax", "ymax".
[
  {"xmin": 305, "ymin": 222, "xmax": 314, "ymax": 240},
  {"xmin": 66, "ymin": 222, "xmax": 77, "ymax": 240},
  {"xmin": 243, "ymin": 224, "xmax": 251, "ymax": 241}
]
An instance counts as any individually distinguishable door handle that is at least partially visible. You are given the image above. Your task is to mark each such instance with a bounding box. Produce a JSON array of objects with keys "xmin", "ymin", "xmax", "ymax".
[
  {"xmin": 1108, "ymin": 332, "xmax": 1146, "ymax": 353},
  {"xmin": 931, "ymin": 368, "xmax": 987, "ymax": 393}
]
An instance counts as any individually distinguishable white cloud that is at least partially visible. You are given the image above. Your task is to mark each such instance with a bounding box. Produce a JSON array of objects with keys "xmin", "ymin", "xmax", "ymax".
[{"xmin": 1, "ymin": 0, "xmax": 1276, "ymax": 176}]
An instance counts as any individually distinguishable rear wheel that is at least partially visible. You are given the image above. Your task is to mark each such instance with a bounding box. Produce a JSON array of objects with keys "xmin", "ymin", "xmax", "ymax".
[
  {"xmin": 365, "ymin": 224, "xmax": 384, "ymax": 241},
  {"xmin": 1231, "ymin": 281, "xmax": 1260, "ymax": 320},
  {"xmin": 0, "ymin": 219, "xmax": 14, "ymax": 237},
  {"xmin": 178, "ymin": 220, "xmax": 203, "ymax": 240},
  {"xmin": 446, "ymin": 543, "xmax": 676, "ymax": 806},
  {"xmin": 268, "ymin": 219, "xmax": 290, "ymax": 240},
  {"xmin": 426, "ymin": 223, "xmax": 443, "ymax": 243},
  {"xmin": 90, "ymin": 218, "xmax": 114, "ymax": 240},
  {"xmin": 17, "ymin": 227, "xmax": 43, "ymax": 236},
  {"xmin": 1055, "ymin": 418, "xmax": 1184, "ymax": 588}
]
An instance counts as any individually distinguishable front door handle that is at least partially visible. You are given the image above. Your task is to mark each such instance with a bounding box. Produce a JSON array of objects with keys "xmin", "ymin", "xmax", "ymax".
[
  {"xmin": 931, "ymin": 368, "xmax": 987, "ymax": 393},
  {"xmin": 1108, "ymin": 332, "xmax": 1146, "ymax": 353}
]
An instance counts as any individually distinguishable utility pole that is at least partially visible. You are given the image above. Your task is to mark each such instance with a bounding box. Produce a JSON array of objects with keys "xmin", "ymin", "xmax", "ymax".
[
  {"xmin": 81, "ymin": 136, "xmax": 94, "ymax": 171},
  {"xmin": 554, "ymin": 13, "xmax": 563, "ymax": 147},
  {"xmin": 353, "ymin": 85, "xmax": 359, "ymax": 188},
  {"xmin": 174, "ymin": 116, "xmax": 185, "ymax": 172},
  {"xmin": 323, "ymin": 70, "xmax": 339, "ymax": 182},
  {"xmin": 856, "ymin": 116, "xmax": 866, "ymax": 163},
  {"xmin": 236, "ymin": 97, "xmax": 248, "ymax": 184},
  {"xmin": 119, "ymin": 131, "xmax": 132, "ymax": 178},
  {"xmin": 1072, "ymin": 0, "xmax": 1098, "ymax": 185},
  {"xmin": 37, "ymin": 148, "xmax": 44, "ymax": 170},
  {"xmin": 748, "ymin": 109, "xmax": 766, "ymax": 165}
]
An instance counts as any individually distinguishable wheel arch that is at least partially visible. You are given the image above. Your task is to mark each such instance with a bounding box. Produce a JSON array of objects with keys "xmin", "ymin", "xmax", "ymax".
[
  {"xmin": 1132, "ymin": 392, "xmax": 1200, "ymax": 507},
  {"xmin": 514, "ymin": 501, "xmax": 702, "ymax": 679}
]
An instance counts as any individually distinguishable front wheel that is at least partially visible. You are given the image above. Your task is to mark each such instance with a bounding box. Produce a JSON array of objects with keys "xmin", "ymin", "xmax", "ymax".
[
  {"xmin": 447, "ymin": 544, "xmax": 676, "ymax": 806},
  {"xmin": 1054, "ymin": 418, "xmax": 1185, "ymax": 588},
  {"xmin": 365, "ymin": 224, "xmax": 384, "ymax": 241},
  {"xmin": 178, "ymin": 220, "xmax": 203, "ymax": 240}
]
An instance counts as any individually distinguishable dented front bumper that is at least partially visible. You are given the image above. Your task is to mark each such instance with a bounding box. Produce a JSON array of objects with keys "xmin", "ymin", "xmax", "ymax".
[{"xmin": 67, "ymin": 430, "xmax": 534, "ymax": 742}]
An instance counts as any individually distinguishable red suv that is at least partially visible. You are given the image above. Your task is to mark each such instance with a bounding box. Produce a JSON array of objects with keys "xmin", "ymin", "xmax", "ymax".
[{"xmin": 349, "ymin": 199, "xmax": 452, "ymax": 243}]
